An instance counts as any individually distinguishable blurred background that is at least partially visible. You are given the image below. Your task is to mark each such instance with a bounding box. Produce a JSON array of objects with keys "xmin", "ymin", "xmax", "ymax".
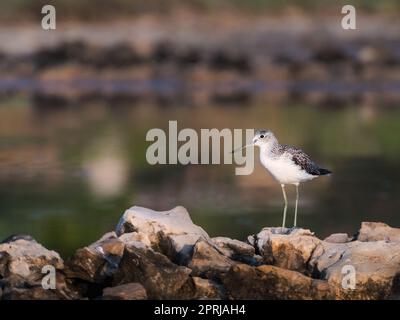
[{"xmin": 0, "ymin": 1, "xmax": 400, "ymax": 256}]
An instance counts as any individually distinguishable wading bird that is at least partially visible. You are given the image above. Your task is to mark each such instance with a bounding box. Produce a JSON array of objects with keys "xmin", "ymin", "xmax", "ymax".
[{"xmin": 234, "ymin": 130, "xmax": 331, "ymax": 228}]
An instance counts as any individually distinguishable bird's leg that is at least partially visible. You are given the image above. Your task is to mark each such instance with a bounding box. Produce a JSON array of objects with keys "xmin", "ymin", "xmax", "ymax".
[
  {"xmin": 281, "ymin": 184, "xmax": 288, "ymax": 229},
  {"xmin": 294, "ymin": 183, "xmax": 299, "ymax": 227}
]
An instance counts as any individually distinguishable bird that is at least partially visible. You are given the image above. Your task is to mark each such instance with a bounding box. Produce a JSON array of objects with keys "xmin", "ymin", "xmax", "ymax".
[{"xmin": 234, "ymin": 129, "xmax": 331, "ymax": 229}]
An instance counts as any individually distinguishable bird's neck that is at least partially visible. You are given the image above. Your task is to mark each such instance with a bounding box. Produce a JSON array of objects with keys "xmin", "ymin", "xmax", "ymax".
[{"xmin": 260, "ymin": 140, "xmax": 279, "ymax": 157}]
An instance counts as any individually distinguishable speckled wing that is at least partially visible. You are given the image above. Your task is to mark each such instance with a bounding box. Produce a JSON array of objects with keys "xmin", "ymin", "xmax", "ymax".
[{"xmin": 280, "ymin": 145, "xmax": 322, "ymax": 176}]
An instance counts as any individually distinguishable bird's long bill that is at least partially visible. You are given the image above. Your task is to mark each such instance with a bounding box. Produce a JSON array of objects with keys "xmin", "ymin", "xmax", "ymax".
[{"xmin": 231, "ymin": 144, "xmax": 252, "ymax": 153}]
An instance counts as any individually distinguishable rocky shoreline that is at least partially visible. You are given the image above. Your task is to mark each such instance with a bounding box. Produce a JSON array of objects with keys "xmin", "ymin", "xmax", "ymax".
[{"xmin": 1, "ymin": 205, "xmax": 400, "ymax": 300}]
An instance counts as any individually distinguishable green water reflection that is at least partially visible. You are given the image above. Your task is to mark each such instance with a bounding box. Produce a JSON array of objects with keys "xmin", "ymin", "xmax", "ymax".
[{"xmin": 0, "ymin": 96, "xmax": 399, "ymax": 257}]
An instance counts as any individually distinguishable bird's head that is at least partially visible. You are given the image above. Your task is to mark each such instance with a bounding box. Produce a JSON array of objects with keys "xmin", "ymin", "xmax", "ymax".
[
  {"xmin": 253, "ymin": 129, "xmax": 277, "ymax": 147},
  {"xmin": 232, "ymin": 129, "xmax": 277, "ymax": 153}
]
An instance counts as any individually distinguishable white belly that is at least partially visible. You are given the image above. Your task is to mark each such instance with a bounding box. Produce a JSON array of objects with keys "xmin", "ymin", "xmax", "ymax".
[{"xmin": 260, "ymin": 154, "xmax": 315, "ymax": 185}]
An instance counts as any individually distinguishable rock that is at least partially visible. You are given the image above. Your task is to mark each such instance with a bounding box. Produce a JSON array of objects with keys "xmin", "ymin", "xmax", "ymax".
[
  {"xmin": 113, "ymin": 242, "xmax": 195, "ymax": 299},
  {"xmin": 0, "ymin": 237, "xmax": 79, "ymax": 300},
  {"xmin": 0, "ymin": 251, "xmax": 9, "ymax": 277},
  {"xmin": 222, "ymin": 264, "xmax": 333, "ymax": 300},
  {"xmin": 119, "ymin": 232, "xmax": 152, "ymax": 247},
  {"xmin": 246, "ymin": 224, "xmax": 400, "ymax": 299},
  {"xmin": 211, "ymin": 237, "xmax": 261, "ymax": 265},
  {"xmin": 1, "ymin": 273, "xmax": 78, "ymax": 300},
  {"xmin": 249, "ymin": 227, "xmax": 321, "ymax": 273},
  {"xmin": 187, "ymin": 240, "xmax": 234, "ymax": 280},
  {"xmin": 1, "ymin": 234, "xmax": 37, "ymax": 244},
  {"xmin": 357, "ymin": 222, "xmax": 400, "ymax": 242},
  {"xmin": 192, "ymin": 277, "xmax": 226, "ymax": 300},
  {"xmin": 65, "ymin": 247, "xmax": 104, "ymax": 283},
  {"xmin": 309, "ymin": 240, "xmax": 400, "ymax": 299},
  {"xmin": 65, "ymin": 232, "xmax": 124, "ymax": 283},
  {"xmin": 0, "ymin": 238, "xmax": 63, "ymax": 279},
  {"xmin": 1, "ymin": 282, "xmax": 60, "ymax": 300},
  {"xmin": 4, "ymin": 204, "xmax": 400, "ymax": 300},
  {"xmin": 324, "ymin": 233, "xmax": 352, "ymax": 243},
  {"xmin": 102, "ymin": 283, "xmax": 147, "ymax": 300},
  {"xmin": 116, "ymin": 206, "xmax": 210, "ymax": 264}
]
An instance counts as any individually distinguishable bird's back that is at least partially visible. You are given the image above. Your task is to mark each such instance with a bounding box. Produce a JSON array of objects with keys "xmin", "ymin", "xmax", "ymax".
[{"xmin": 279, "ymin": 144, "xmax": 331, "ymax": 176}]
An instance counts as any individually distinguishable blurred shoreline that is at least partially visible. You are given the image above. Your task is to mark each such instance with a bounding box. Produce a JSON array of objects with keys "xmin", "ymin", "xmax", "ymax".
[{"xmin": 0, "ymin": 13, "xmax": 400, "ymax": 106}]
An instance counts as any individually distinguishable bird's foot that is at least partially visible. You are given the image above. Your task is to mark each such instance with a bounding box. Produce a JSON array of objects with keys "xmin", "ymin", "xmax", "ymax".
[
  {"xmin": 280, "ymin": 226, "xmax": 300, "ymax": 235},
  {"xmin": 289, "ymin": 226, "xmax": 300, "ymax": 233},
  {"xmin": 279, "ymin": 226, "xmax": 291, "ymax": 235}
]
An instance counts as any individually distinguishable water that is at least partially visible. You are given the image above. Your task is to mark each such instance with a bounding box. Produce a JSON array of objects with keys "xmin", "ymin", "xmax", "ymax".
[{"xmin": 0, "ymin": 95, "xmax": 399, "ymax": 257}]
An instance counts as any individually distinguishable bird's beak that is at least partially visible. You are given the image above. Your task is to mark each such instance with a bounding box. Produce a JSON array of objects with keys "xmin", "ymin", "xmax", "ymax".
[{"xmin": 231, "ymin": 143, "xmax": 253, "ymax": 153}]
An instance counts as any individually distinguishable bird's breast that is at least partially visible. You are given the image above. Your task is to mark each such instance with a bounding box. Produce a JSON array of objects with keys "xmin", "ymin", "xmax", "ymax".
[{"xmin": 260, "ymin": 154, "xmax": 315, "ymax": 184}]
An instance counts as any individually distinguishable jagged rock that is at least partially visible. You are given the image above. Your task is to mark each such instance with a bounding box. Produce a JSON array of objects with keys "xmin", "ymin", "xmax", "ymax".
[
  {"xmin": 357, "ymin": 222, "xmax": 400, "ymax": 242},
  {"xmin": 4, "ymin": 205, "xmax": 400, "ymax": 300},
  {"xmin": 188, "ymin": 240, "xmax": 234, "ymax": 280},
  {"xmin": 113, "ymin": 242, "xmax": 195, "ymax": 299},
  {"xmin": 65, "ymin": 232, "xmax": 124, "ymax": 283},
  {"xmin": 116, "ymin": 206, "xmax": 210, "ymax": 264},
  {"xmin": 0, "ymin": 238, "xmax": 63, "ymax": 279},
  {"xmin": 222, "ymin": 264, "xmax": 333, "ymax": 300},
  {"xmin": 0, "ymin": 237, "xmax": 79, "ymax": 300},
  {"xmin": 211, "ymin": 237, "xmax": 262, "ymax": 265},
  {"xmin": 66, "ymin": 247, "xmax": 104, "ymax": 282},
  {"xmin": 1, "ymin": 283, "xmax": 60, "ymax": 300},
  {"xmin": 102, "ymin": 283, "xmax": 147, "ymax": 300},
  {"xmin": 249, "ymin": 227, "xmax": 321, "ymax": 273},
  {"xmin": 1, "ymin": 273, "xmax": 78, "ymax": 300},
  {"xmin": 119, "ymin": 232, "xmax": 152, "ymax": 247},
  {"xmin": 324, "ymin": 233, "xmax": 352, "ymax": 243},
  {"xmin": 309, "ymin": 240, "xmax": 400, "ymax": 299},
  {"xmin": 192, "ymin": 277, "xmax": 226, "ymax": 300}
]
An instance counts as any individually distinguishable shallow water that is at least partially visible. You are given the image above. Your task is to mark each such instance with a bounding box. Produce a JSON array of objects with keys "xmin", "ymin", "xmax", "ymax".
[{"xmin": 0, "ymin": 95, "xmax": 399, "ymax": 257}]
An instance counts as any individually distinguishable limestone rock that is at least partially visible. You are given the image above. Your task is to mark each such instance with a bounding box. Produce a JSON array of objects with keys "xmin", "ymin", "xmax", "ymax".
[
  {"xmin": 118, "ymin": 232, "xmax": 152, "ymax": 247},
  {"xmin": 4, "ymin": 206, "xmax": 400, "ymax": 300},
  {"xmin": 309, "ymin": 240, "xmax": 400, "ymax": 299},
  {"xmin": 324, "ymin": 233, "xmax": 352, "ymax": 243},
  {"xmin": 222, "ymin": 264, "xmax": 333, "ymax": 300},
  {"xmin": 0, "ymin": 236, "xmax": 79, "ymax": 300},
  {"xmin": 192, "ymin": 277, "xmax": 226, "ymax": 300},
  {"xmin": 0, "ymin": 237, "xmax": 63, "ymax": 279},
  {"xmin": 1, "ymin": 273, "xmax": 78, "ymax": 300},
  {"xmin": 113, "ymin": 242, "xmax": 195, "ymax": 299},
  {"xmin": 116, "ymin": 206, "xmax": 210, "ymax": 264},
  {"xmin": 1, "ymin": 284, "xmax": 60, "ymax": 300},
  {"xmin": 211, "ymin": 237, "xmax": 261, "ymax": 265},
  {"xmin": 187, "ymin": 240, "xmax": 234, "ymax": 280},
  {"xmin": 65, "ymin": 232, "xmax": 124, "ymax": 283},
  {"xmin": 357, "ymin": 222, "xmax": 400, "ymax": 242},
  {"xmin": 102, "ymin": 283, "xmax": 147, "ymax": 300},
  {"xmin": 249, "ymin": 227, "xmax": 321, "ymax": 273}
]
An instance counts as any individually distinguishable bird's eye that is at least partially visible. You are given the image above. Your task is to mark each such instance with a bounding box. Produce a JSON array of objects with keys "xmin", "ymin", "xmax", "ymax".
[{"xmin": 260, "ymin": 135, "xmax": 264, "ymax": 138}]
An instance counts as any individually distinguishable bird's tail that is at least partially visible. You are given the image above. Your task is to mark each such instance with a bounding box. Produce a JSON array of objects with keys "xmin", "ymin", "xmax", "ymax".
[{"xmin": 319, "ymin": 168, "xmax": 332, "ymax": 175}]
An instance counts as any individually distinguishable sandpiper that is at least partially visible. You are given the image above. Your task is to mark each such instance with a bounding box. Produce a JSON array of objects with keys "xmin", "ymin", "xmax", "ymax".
[{"xmin": 235, "ymin": 129, "xmax": 331, "ymax": 228}]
